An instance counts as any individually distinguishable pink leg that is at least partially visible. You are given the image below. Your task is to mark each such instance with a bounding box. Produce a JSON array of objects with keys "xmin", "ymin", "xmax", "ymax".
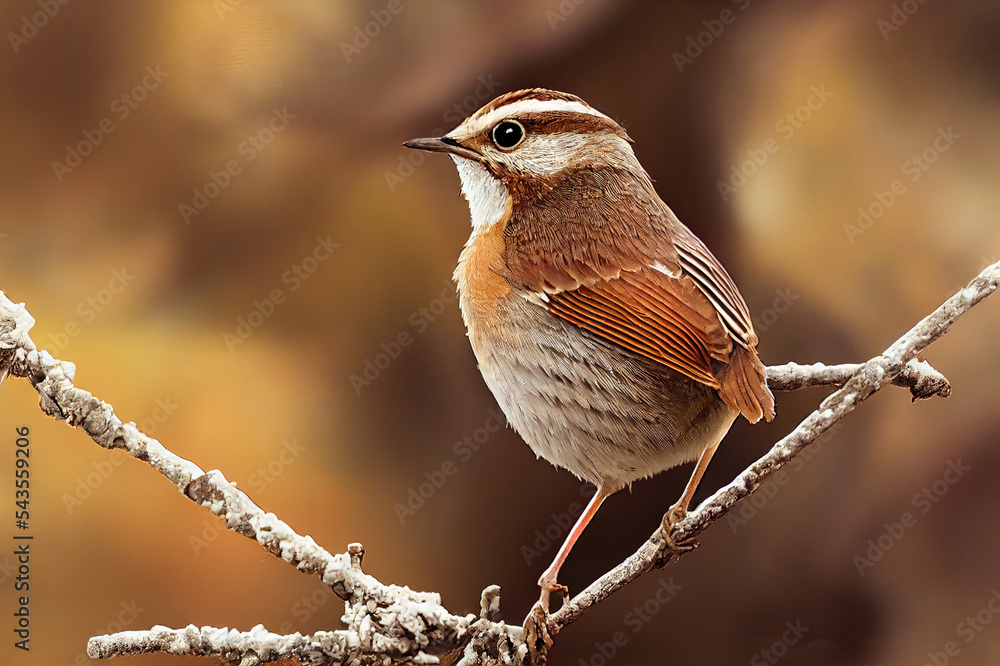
[
  {"xmin": 537, "ymin": 486, "xmax": 612, "ymax": 608},
  {"xmin": 661, "ymin": 437, "xmax": 722, "ymax": 549}
]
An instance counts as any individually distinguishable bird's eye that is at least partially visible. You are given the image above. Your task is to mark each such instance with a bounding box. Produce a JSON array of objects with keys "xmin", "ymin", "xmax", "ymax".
[{"xmin": 491, "ymin": 120, "xmax": 525, "ymax": 150}]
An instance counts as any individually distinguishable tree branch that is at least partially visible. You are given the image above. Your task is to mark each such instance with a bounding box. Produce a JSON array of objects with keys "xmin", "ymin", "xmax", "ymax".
[
  {"xmin": 545, "ymin": 261, "xmax": 999, "ymax": 635},
  {"xmin": 1, "ymin": 260, "xmax": 996, "ymax": 665},
  {"xmin": 85, "ymin": 625, "xmax": 364, "ymax": 664},
  {"xmin": 765, "ymin": 358, "xmax": 952, "ymax": 399}
]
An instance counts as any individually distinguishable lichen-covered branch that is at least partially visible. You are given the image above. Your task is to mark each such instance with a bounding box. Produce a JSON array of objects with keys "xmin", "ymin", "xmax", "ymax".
[
  {"xmin": 85, "ymin": 625, "xmax": 360, "ymax": 663},
  {"xmin": 1, "ymin": 259, "xmax": 996, "ymax": 666},
  {"xmin": 0, "ymin": 293, "xmax": 491, "ymax": 665},
  {"xmin": 545, "ymin": 260, "xmax": 999, "ymax": 635},
  {"xmin": 766, "ymin": 358, "xmax": 952, "ymax": 399}
]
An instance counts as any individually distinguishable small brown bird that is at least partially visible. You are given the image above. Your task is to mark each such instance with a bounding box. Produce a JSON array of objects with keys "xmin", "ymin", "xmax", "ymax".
[{"xmin": 405, "ymin": 88, "xmax": 774, "ymax": 607}]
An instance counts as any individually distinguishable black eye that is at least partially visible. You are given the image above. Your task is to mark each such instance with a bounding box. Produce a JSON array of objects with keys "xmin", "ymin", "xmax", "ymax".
[{"xmin": 491, "ymin": 120, "xmax": 525, "ymax": 149}]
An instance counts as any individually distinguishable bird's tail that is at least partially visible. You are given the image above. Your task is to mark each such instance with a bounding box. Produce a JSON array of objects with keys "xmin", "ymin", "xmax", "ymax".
[{"xmin": 718, "ymin": 345, "xmax": 775, "ymax": 423}]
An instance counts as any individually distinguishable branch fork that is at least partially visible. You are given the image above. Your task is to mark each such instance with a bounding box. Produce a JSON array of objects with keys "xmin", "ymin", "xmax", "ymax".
[{"xmin": 1, "ymin": 260, "xmax": 997, "ymax": 665}]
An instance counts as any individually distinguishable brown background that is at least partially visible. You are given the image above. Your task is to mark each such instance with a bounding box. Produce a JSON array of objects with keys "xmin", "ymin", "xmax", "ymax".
[{"xmin": 1, "ymin": 1, "xmax": 999, "ymax": 664}]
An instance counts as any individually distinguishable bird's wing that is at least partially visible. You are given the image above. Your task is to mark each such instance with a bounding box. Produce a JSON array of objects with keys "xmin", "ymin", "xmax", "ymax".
[
  {"xmin": 543, "ymin": 262, "xmax": 772, "ymax": 422},
  {"xmin": 545, "ymin": 266, "xmax": 731, "ymax": 389},
  {"xmin": 671, "ymin": 232, "xmax": 759, "ymax": 351},
  {"xmin": 502, "ymin": 170, "xmax": 773, "ymax": 422}
]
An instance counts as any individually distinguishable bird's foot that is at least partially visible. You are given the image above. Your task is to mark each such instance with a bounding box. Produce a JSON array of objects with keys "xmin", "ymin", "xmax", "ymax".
[
  {"xmin": 659, "ymin": 504, "xmax": 698, "ymax": 557},
  {"xmin": 536, "ymin": 578, "xmax": 568, "ymax": 614}
]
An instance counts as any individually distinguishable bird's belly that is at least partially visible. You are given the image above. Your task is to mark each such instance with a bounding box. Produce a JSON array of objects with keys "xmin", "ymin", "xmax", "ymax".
[{"xmin": 464, "ymin": 291, "xmax": 736, "ymax": 490}]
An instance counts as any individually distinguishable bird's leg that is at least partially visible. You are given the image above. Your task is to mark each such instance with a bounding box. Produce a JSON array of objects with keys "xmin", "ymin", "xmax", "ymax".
[
  {"xmin": 535, "ymin": 486, "xmax": 611, "ymax": 612},
  {"xmin": 661, "ymin": 437, "xmax": 722, "ymax": 553}
]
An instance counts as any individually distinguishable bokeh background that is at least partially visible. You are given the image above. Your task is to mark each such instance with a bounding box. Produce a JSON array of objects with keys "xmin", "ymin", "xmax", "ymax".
[{"xmin": 1, "ymin": 1, "xmax": 999, "ymax": 664}]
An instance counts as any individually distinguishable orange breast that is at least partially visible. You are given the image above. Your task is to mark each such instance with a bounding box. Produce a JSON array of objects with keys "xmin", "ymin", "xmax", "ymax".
[{"xmin": 453, "ymin": 217, "xmax": 514, "ymax": 344}]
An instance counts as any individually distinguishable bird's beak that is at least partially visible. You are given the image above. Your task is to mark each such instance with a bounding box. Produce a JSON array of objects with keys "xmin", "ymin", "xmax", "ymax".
[{"xmin": 403, "ymin": 136, "xmax": 482, "ymax": 162}]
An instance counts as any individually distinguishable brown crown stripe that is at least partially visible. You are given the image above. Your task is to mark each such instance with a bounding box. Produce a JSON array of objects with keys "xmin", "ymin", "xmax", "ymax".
[
  {"xmin": 471, "ymin": 88, "xmax": 589, "ymax": 119},
  {"xmin": 512, "ymin": 112, "xmax": 629, "ymax": 140}
]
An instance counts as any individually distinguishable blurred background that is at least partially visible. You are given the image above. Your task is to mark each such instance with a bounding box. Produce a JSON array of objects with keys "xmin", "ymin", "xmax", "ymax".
[{"xmin": 1, "ymin": 1, "xmax": 999, "ymax": 664}]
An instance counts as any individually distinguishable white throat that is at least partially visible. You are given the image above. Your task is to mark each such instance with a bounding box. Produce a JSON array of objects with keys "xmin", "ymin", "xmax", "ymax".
[{"xmin": 451, "ymin": 156, "xmax": 510, "ymax": 231}]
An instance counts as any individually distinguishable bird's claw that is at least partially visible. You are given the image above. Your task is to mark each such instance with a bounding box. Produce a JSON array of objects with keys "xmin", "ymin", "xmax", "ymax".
[
  {"xmin": 536, "ymin": 580, "xmax": 568, "ymax": 614},
  {"xmin": 660, "ymin": 506, "xmax": 698, "ymax": 557}
]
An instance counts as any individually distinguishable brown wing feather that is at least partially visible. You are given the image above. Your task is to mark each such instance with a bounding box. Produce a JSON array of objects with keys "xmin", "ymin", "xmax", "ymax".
[
  {"xmin": 547, "ymin": 267, "xmax": 729, "ymax": 389},
  {"xmin": 547, "ymin": 268, "xmax": 774, "ymax": 423},
  {"xmin": 548, "ymin": 289, "xmax": 694, "ymax": 373},
  {"xmin": 673, "ymin": 234, "xmax": 757, "ymax": 349},
  {"xmin": 503, "ymin": 164, "xmax": 775, "ymax": 423}
]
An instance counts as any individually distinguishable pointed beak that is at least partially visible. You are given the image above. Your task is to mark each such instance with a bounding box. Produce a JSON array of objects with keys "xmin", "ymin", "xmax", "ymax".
[{"xmin": 403, "ymin": 136, "xmax": 482, "ymax": 162}]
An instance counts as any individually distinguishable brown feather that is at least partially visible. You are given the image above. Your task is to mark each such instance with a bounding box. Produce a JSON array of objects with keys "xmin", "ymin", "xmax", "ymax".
[
  {"xmin": 468, "ymin": 88, "xmax": 591, "ymax": 121},
  {"xmin": 502, "ymin": 161, "xmax": 775, "ymax": 423},
  {"xmin": 548, "ymin": 269, "xmax": 727, "ymax": 389},
  {"xmin": 718, "ymin": 345, "xmax": 773, "ymax": 423}
]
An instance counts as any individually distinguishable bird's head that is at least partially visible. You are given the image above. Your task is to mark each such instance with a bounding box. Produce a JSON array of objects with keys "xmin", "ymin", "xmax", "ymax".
[{"xmin": 404, "ymin": 88, "xmax": 639, "ymax": 229}]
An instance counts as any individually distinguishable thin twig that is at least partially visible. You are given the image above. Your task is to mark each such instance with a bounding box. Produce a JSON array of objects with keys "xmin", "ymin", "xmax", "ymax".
[
  {"xmin": 546, "ymin": 261, "xmax": 999, "ymax": 633},
  {"xmin": 1, "ymin": 260, "xmax": 996, "ymax": 665},
  {"xmin": 766, "ymin": 358, "xmax": 952, "ymax": 399},
  {"xmin": 87, "ymin": 626, "xmax": 357, "ymax": 663},
  {"xmin": 0, "ymin": 294, "xmax": 486, "ymax": 665}
]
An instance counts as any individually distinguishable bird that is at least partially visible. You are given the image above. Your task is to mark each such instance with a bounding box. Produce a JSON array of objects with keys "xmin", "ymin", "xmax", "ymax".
[{"xmin": 403, "ymin": 88, "xmax": 774, "ymax": 609}]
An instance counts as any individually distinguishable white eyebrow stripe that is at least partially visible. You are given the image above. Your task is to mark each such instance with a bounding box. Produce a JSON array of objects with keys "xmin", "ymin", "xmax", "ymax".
[{"xmin": 452, "ymin": 98, "xmax": 611, "ymax": 138}]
